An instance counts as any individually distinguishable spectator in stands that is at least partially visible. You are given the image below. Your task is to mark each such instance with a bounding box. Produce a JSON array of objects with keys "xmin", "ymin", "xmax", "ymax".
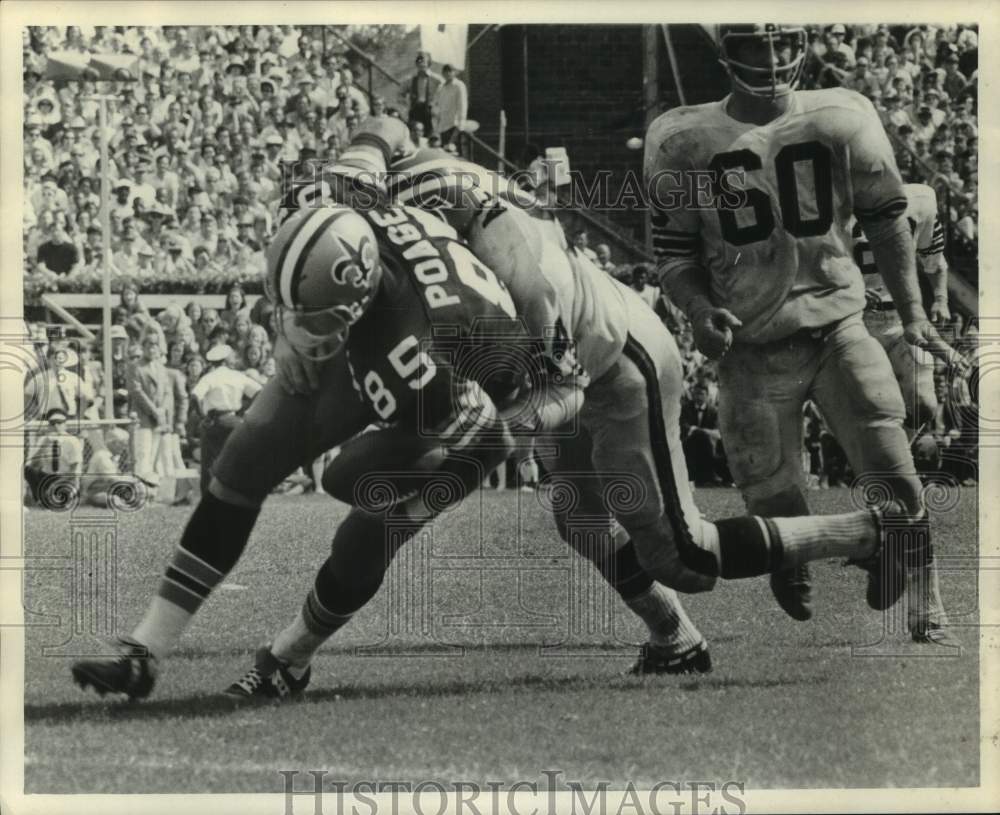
[
  {"xmin": 24, "ymin": 407, "xmax": 84, "ymax": 508},
  {"xmin": 77, "ymin": 342, "xmax": 103, "ymax": 419},
  {"xmin": 844, "ymin": 57, "xmax": 882, "ymax": 98},
  {"xmin": 569, "ymin": 229, "xmax": 598, "ymax": 263},
  {"xmin": 197, "ymin": 308, "xmax": 221, "ymax": 351},
  {"xmin": 36, "ymin": 211, "xmax": 81, "ymax": 276},
  {"xmin": 942, "ymin": 53, "xmax": 968, "ymax": 99},
  {"xmin": 433, "ymin": 64, "xmax": 468, "ymax": 147},
  {"xmin": 83, "ymin": 427, "xmax": 137, "ymax": 509},
  {"xmin": 912, "ymin": 103, "xmax": 937, "ymax": 144},
  {"xmin": 219, "ymin": 283, "xmax": 250, "ymax": 328},
  {"xmin": 113, "ymin": 227, "xmax": 146, "ymax": 276},
  {"xmin": 817, "ymin": 49, "xmax": 850, "ymax": 88},
  {"xmin": 410, "ymin": 120, "xmax": 428, "ymax": 149},
  {"xmin": 680, "ymin": 381, "xmax": 726, "ymax": 487},
  {"xmin": 231, "ymin": 311, "xmax": 253, "ymax": 353},
  {"xmin": 242, "ymin": 343, "xmax": 268, "ymax": 385},
  {"xmin": 404, "ymin": 51, "xmax": 441, "ymax": 135},
  {"xmin": 629, "ymin": 264, "xmax": 659, "ymax": 310},
  {"xmin": 51, "ymin": 344, "xmax": 92, "ymax": 418},
  {"xmin": 338, "ymin": 67, "xmax": 369, "ymax": 117},
  {"xmin": 825, "ymin": 24, "xmax": 856, "ymax": 67},
  {"xmin": 127, "ymin": 332, "xmax": 171, "ymax": 479},
  {"xmin": 594, "ymin": 243, "xmax": 614, "ymax": 273}
]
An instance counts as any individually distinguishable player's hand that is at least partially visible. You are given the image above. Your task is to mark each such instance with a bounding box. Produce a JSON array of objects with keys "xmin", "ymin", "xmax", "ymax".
[
  {"xmin": 863, "ymin": 289, "xmax": 883, "ymax": 312},
  {"xmin": 904, "ymin": 319, "xmax": 971, "ymax": 377},
  {"xmin": 929, "ymin": 298, "xmax": 951, "ymax": 324},
  {"xmin": 273, "ymin": 334, "xmax": 320, "ymax": 394},
  {"xmin": 690, "ymin": 307, "xmax": 742, "ymax": 360}
]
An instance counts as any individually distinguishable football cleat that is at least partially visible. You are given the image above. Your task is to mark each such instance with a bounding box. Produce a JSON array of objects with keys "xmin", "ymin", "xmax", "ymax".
[
  {"xmin": 769, "ymin": 565, "xmax": 813, "ymax": 621},
  {"xmin": 910, "ymin": 621, "xmax": 958, "ymax": 647},
  {"xmin": 224, "ymin": 646, "xmax": 311, "ymax": 701},
  {"xmin": 853, "ymin": 509, "xmax": 932, "ymax": 611},
  {"xmin": 71, "ymin": 637, "xmax": 158, "ymax": 700},
  {"xmin": 627, "ymin": 642, "xmax": 712, "ymax": 676}
]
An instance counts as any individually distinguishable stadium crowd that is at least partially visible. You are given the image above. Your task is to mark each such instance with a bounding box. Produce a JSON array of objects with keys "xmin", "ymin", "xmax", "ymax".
[{"xmin": 22, "ymin": 24, "xmax": 979, "ymax": 504}]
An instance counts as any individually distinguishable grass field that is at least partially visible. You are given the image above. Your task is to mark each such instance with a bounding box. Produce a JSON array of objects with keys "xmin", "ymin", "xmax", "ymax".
[{"xmin": 21, "ymin": 486, "xmax": 980, "ymax": 793}]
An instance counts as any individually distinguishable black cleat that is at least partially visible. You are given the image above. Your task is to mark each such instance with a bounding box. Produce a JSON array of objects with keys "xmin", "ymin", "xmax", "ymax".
[
  {"xmin": 854, "ymin": 510, "xmax": 932, "ymax": 611},
  {"xmin": 224, "ymin": 646, "xmax": 311, "ymax": 702},
  {"xmin": 71, "ymin": 637, "xmax": 157, "ymax": 700},
  {"xmin": 770, "ymin": 565, "xmax": 813, "ymax": 621},
  {"xmin": 628, "ymin": 642, "xmax": 712, "ymax": 676}
]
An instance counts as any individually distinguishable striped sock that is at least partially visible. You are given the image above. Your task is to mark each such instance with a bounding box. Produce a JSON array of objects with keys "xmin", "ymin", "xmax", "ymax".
[
  {"xmin": 271, "ymin": 587, "xmax": 355, "ymax": 672},
  {"xmin": 131, "ymin": 546, "xmax": 225, "ymax": 659},
  {"xmin": 771, "ymin": 511, "xmax": 878, "ymax": 567},
  {"xmin": 624, "ymin": 583, "xmax": 704, "ymax": 652}
]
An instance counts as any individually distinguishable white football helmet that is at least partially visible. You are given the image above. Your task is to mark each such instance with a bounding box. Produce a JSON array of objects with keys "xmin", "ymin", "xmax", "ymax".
[{"xmin": 715, "ymin": 24, "xmax": 808, "ymax": 98}]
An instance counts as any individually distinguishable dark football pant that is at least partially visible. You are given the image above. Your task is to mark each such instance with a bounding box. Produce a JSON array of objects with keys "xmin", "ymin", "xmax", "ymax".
[{"xmin": 210, "ymin": 358, "xmax": 370, "ymax": 505}]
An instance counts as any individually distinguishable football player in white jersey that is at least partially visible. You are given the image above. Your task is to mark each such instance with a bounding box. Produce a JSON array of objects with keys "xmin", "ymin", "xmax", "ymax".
[
  {"xmin": 852, "ymin": 183, "xmax": 950, "ymax": 433},
  {"xmin": 645, "ymin": 24, "xmax": 956, "ymax": 643}
]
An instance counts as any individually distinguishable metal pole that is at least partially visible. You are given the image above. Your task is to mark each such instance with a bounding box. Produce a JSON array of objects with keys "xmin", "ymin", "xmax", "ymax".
[
  {"xmin": 522, "ymin": 27, "xmax": 530, "ymax": 144},
  {"xmin": 643, "ymin": 25, "xmax": 661, "ymax": 253},
  {"xmin": 498, "ymin": 110, "xmax": 507, "ymax": 173},
  {"xmin": 660, "ymin": 25, "xmax": 687, "ymax": 107},
  {"xmin": 98, "ymin": 97, "xmax": 114, "ymax": 421}
]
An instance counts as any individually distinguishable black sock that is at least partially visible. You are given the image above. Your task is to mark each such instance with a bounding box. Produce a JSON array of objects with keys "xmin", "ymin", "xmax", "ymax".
[{"xmin": 178, "ymin": 492, "xmax": 261, "ymax": 576}]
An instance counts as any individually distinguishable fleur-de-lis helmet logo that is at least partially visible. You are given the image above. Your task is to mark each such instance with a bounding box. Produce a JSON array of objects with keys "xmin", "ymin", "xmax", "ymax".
[{"xmin": 331, "ymin": 234, "xmax": 378, "ymax": 289}]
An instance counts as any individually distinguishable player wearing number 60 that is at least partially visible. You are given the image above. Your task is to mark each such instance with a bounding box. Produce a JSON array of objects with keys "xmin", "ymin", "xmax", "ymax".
[{"xmin": 644, "ymin": 23, "xmax": 953, "ymax": 642}]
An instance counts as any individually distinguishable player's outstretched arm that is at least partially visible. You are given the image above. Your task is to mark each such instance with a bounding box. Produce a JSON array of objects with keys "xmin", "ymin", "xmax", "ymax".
[
  {"xmin": 644, "ymin": 124, "xmax": 739, "ymax": 360},
  {"xmin": 864, "ymin": 215, "xmax": 965, "ymax": 371},
  {"xmin": 272, "ymin": 333, "xmax": 320, "ymax": 394}
]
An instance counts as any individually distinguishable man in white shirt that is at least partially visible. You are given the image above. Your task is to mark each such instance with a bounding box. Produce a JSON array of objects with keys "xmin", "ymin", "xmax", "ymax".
[
  {"xmin": 190, "ymin": 344, "xmax": 262, "ymax": 491},
  {"xmin": 130, "ymin": 163, "xmax": 158, "ymax": 209},
  {"xmin": 825, "ymin": 24, "xmax": 856, "ymax": 67},
  {"xmin": 433, "ymin": 64, "xmax": 468, "ymax": 146}
]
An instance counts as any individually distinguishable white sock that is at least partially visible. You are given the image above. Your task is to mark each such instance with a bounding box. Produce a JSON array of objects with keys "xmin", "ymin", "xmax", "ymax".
[
  {"xmin": 907, "ymin": 558, "xmax": 948, "ymax": 631},
  {"xmin": 131, "ymin": 598, "xmax": 192, "ymax": 660},
  {"xmin": 771, "ymin": 511, "xmax": 877, "ymax": 567},
  {"xmin": 624, "ymin": 583, "xmax": 704, "ymax": 652},
  {"xmin": 272, "ymin": 607, "xmax": 342, "ymax": 672}
]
